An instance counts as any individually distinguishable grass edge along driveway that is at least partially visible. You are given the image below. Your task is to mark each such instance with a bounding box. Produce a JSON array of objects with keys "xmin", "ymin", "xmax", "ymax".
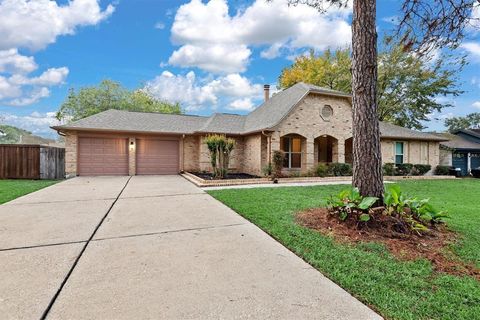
[
  {"xmin": 0, "ymin": 179, "xmax": 59, "ymax": 204},
  {"xmin": 208, "ymin": 179, "xmax": 480, "ymax": 320}
]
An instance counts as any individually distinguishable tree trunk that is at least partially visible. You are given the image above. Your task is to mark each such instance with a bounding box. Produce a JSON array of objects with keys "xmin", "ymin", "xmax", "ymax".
[{"xmin": 351, "ymin": 0, "xmax": 384, "ymax": 198}]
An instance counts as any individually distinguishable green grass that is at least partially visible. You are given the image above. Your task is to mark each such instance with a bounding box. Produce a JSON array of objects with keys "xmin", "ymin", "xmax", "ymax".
[
  {"xmin": 0, "ymin": 179, "xmax": 59, "ymax": 204},
  {"xmin": 208, "ymin": 180, "xmax": 480, "ymax": 320}
]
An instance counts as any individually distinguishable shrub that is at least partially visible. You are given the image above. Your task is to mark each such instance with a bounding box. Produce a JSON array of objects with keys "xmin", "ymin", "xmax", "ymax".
[
  {"xmin": 288, "ymin": 171, "xmax": 302, "ymax": 178},
  {"xmin": 328, "ymin": 163, "xmax": 352, "ymax": 176},
  {"xmin": 412, "ymin": 164, "xmax": 431, "ymax": 176},
  {"xmin": 383, "ymin": 163, "xmax": 396, "ymax": 176},
  {"xmin": 315, "ymin": 163, "xmax": 329, "ymax": 177},
  {"xmin": 435, "ymin": 165, "xmax": 451, "ymax": 175},
  {"xmin": 204, "ymin": 134, "xmax": 236, "ymax": 179},
  {"xmin": 395, "ymin": 163, "xmax": 413, "ymax": 176},
  {"xmin": 384, "ymin": 185, "xmax": 448, "ymax": 233},
  {"xmin": 272, "ymin": 150, "xmax": 285, "ymax": 178},
  {"xmin": 262, "ymin": 163, "xmax": 273, "ymax": 177},
  {"xmin": 327, "ymin": 187, "xmax": 379, "ymax": 222}
]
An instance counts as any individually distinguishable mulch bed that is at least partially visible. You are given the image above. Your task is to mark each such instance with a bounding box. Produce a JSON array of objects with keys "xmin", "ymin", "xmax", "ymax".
[
  {"xmin": 190, "ymin": 172, "xmax": 260, "ymax": 180},
  {"xmin": 296, "ymin": 208, "xmax": 480, "ymax": 280}
]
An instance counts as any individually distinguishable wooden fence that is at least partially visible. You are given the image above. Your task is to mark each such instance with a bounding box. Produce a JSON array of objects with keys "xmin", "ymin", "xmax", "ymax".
[{"xmin": 0, "ymin": 145, "xmax": 65, "ymax": 179}]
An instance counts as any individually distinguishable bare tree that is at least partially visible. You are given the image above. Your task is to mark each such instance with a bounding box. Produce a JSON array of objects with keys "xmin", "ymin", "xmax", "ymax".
[{"xmin": 284, "ymin": 0, "xmax": 479, "ymax": 198}]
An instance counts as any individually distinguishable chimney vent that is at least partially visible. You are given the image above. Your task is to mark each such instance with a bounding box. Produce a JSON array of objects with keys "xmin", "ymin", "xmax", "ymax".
[{"xmin": 264, "ymin": 84, "xmax": 270, "ymax": 102}]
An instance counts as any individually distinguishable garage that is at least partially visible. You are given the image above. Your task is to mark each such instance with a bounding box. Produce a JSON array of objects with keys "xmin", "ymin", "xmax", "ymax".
[
  {"xmin": 136, "ymin": 138, "xmax": 179, "ymax": 175},
  {"xmin": 78, "ymin": 137, "xmax": 129, "ymax": 176}
]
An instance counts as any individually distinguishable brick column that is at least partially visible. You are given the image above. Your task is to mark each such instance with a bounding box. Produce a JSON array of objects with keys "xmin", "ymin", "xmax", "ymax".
[
  {"xmin": 305, "ymin": 137, "xmax": 315, "ymax": 171},
  {"xmin": 128, "ymin": 137, "xmax": 136, "ymax": 176},
  {"xmin": 337, "ymin": 139, "xmax": 345, "ymax": 163},
  {"xmin": 65, "ymin": 132, "xmax": 78, "ymax": 178},
  {"xmin": 270, "ymin": 131, "xmax": 281, "ymax": 162}
]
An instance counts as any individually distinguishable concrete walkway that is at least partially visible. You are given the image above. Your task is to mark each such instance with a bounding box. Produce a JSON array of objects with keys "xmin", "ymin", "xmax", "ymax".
[{"xmin": 0, "ymin": 175, "xmax": 381, "ymax": 320}]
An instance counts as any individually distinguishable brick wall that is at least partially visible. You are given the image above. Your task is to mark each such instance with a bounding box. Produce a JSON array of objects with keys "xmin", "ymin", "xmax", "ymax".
[{"xmin": 65, "ymin": 132, "xmax": 77, "ymax": 177}]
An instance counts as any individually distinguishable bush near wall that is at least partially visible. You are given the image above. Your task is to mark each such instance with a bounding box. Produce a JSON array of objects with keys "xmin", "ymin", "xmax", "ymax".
[
  {"xmin": 313, "ymin": 163, "xmax": 352, "ymax": 177},
  {"xmin": 383, "ymin": 163, "xmax": 432, "ymax": 176},
  {"xmin": 435, "ymin": 165, "xmax": 451, "ymax": 175}
]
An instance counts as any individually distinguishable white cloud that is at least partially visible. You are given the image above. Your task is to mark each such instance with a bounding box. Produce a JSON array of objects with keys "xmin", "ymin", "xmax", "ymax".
[
  {"xmin": 381, "ymin": 15, "xmax": 400, "ymax": 25},
  {"xmin": 228, "ymin": 98, "xmax": 255, "ymax": 111},
  {"xmin": 461, "ymin": 42, "xmax": 480, "ymax": 61},
  {"xmin": 0, "ymin": 51, "xmax": 68, "ymax": 106},
  {"xmin": 168, "ymin": 0, "xmax": 352, "ymax": 73},
  {"xmin": 0, "ymin": 111, "xmax": 60, "ymax": 137},
  {"xmin": 0, "ymin": 49, "xmax": 37, "ymax": 74},
  {"xmin": 0, "ymin": 0, "xmax": 114, "ymax": 51},
  {"xmin": 144, "ymin": 71, "xmax": 262, "ymax": 111},
  {"xmin": 473, "ymin": 101, "xmax": 480, "ymax": 109}
]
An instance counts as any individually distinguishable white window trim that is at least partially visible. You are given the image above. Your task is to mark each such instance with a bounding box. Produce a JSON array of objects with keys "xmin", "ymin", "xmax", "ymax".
[
  {"xmin": 283, "ymin": 137, "xmax": 302, "ymax": 169},
  {"xmin": 394, "ymin": 141, "xmax": 405, "ymax": 165}
]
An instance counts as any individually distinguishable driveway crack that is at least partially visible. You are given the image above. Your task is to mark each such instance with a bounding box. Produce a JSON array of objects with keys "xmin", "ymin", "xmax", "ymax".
[{"xmin": 40, "ymin": 176, "xmax": 132, "ymax": 320}]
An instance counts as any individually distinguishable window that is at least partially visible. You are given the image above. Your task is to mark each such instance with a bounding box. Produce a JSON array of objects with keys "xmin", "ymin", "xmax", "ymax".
[
  {"xmin": 395, "ymin": 142, "xmax": 404, "ymax": 165},
  {"xmin": 281, "ymin": 136, "xmax": 302, "ymax": 168}
]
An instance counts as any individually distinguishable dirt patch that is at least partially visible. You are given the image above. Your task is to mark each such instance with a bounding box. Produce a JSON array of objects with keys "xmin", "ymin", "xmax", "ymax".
[{"xmin": 296, "ymin": 208, "xmax": 480, "ymax": 280}]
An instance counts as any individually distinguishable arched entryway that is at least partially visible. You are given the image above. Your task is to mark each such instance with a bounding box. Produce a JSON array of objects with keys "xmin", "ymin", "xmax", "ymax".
[{"xmin": 315, "ymin": 135, "xmax": 338, "ymax": 164}]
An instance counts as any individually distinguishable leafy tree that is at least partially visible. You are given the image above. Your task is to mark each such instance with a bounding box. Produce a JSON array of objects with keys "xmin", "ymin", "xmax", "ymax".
[
  {"xmin": 56, "ymin": 80, "xmax": 182, "ymax": 122},
  {"xmin": 445, "ymin": 113, "xmax": 480, "ymax": 132},
  {"xmin": 284, "ymin": 0, "xmax": 479, "ymax": 198},
  {"xmin": 279, "ymin": 43, "xmax": 463, "ymax": 130}
]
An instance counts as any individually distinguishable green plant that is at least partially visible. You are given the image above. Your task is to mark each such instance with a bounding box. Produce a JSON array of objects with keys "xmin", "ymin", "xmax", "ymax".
[
  {"xmin": 288, "ymin": 171, "xmax": 302, "ymax": 178},
  {"xmin": 395, "ymin": 163, "xmax": 413, "ymax": 176},
  {"xmin": 435, "ymin": 165, "xmax": 451, "ymax": 175},
  {"xmin": 315, "ymin": 163, "xmax": 329, "ymax": 177},
  {"xmin": 412, "ymin": 164, "xmax": 431, "ymax": 176},
  {"xmin": 327, "ymin": 187, "xmax": 378, "ymax": 221},
  {"xmin": 384, "ymin": 185, "xmax": 448, "ymax": 233},
  {"xmin": 262, "ymin": 163, "xmax": 273, "ymax": 177},
  {"xmin": 272, "ymin": 150, "xmax": 285, "ymax": 178},
  {"xmin": 383, "ymin": 163, "xmax": 396, "ymax": 176},
  {"xmin": 328, "ymin": 163, "xmax": 352, "ymax": 176},
  {"xmin": 204, "ymin": 134, "xmax": 236, "ymax": 179}
]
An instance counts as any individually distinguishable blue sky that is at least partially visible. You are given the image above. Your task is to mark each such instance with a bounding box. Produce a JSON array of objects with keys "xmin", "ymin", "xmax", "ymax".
[{"xmin": 0, "ymin": 0, "xmax": 479, "ymax": 139}]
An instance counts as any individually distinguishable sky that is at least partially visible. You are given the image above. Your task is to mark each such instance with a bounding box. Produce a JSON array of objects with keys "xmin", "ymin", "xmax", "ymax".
[{"xmin": 0, "ymin": 0, "xmax": 479, "ymax": 139}]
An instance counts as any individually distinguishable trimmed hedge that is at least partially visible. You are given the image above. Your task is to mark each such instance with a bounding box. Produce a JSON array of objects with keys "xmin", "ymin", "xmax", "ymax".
[
  {"xmin": 383, "ymin": 163, "xmax": 396, "ymax": 176},
  {"xmin": 412, "ymin": 164, "xmax": 432, "ymax": 176},
  {"xmin": 395, "ymin": 163, "xmax": 414, "ymax": 176},
  {"xmin": 383, "ymin": 163, "xmax": 431, "ymax": 176},
  {"xmin": 435, "ymin": 165, "xmax": 451, "ymax": 175},
  {"xmin": 328, "ymin": 162, "xmax": 352, "ymax": 176}
]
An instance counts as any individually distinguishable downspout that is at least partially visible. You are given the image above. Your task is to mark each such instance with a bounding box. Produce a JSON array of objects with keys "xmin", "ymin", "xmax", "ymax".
[{"xmin": 468, "ymin": 152, "xmax": 471, "ymax": 175}]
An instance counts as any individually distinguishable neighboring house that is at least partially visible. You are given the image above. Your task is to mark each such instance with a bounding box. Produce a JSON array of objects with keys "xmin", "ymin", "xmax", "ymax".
[
  {"xmin": 437, "ymin": 129, "xmax": 480, "ymax": 176},
  {"xmin": 52, "ymin": 82, "xmax": 446, "ymax": 177}
]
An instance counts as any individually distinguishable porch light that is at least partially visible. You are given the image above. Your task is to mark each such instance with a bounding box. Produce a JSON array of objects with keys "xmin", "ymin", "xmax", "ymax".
[{"xmin": 129, "ymin": 140, "xmax": 135, "ymax": 151}]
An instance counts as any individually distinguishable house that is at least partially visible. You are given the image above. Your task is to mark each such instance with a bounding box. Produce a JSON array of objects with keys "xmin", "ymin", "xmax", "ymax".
[
  {"xmin": 52, "ymin": 82, "xmax": 447, "ymax": 177},
  {"xmin": 438, "ymin": 129, "xmax": 480, "ymax": 175}
]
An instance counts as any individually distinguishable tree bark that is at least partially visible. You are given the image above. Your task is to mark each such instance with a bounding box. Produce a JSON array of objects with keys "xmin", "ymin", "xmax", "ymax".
[{"xmin": 351, "ymin": 0, "xmax": 384, "ymax": 198}]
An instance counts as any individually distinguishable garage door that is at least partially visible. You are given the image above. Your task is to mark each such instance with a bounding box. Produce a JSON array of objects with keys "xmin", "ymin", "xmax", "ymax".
[
  {"xmin": 78, "ymin": 137, "xmax": 128, "ymax": 176},
  {"xmin": 136, "ymin": 139, "xmax": 179, "ymax": 175},
  {"xmin": 452, "ymin": 152, "xmax": 467, "ymax": 176},
  {"xmin": 471, "ymin": 153, "xmax": 480, "ymax": 170}
]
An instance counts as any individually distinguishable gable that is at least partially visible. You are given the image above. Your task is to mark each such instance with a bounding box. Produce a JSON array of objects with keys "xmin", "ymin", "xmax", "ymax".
[{"xmin": 272, "ymin": 92, "xmax": 353, "ymax": 140}]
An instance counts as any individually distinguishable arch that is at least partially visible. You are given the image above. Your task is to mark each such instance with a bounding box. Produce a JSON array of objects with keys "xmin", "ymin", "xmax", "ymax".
[
  {"xmin": 314, "ymin": 135, "xmax": 339, "ymax": 164},
  {"xmin": 280, "ymin": 133, "xmax": 306, "ymax": 169}
]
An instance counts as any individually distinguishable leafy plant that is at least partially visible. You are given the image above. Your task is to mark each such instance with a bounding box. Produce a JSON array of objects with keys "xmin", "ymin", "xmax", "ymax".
[
  {"xmin": 272, "ymin": 150, "xmax": 285, "ymax": 179},
  {"xmin": 327, "ymin": 187, "xmax": 379, "ymax": 222},
  {"xmin": 328, "ymin": 163, "xmax": 352, "ymax": 176},
  {"xmin": 383, "ymin": 163, "xmax": 396, "ymax": 176},
  {"xmin": 395, "ymin": 163, "xmax": 414, "ymax": 176},
  {"xmin": 262, "ymin": 163, "xmax": 273, "ymax": 177},
  {"xmin": 204, "ymin": 134, "xmax": 236, "ymax": 179},
  {"xmin": 435, "ymin": 165, "xmax": 451, "ymax": 175},
  {"xmin": 315, "ymin": 163, "xmax": 329, "ymax": 177},
  {"xmin": 412, "ymin": 164, "xmax": 431, "ymax": 176}
]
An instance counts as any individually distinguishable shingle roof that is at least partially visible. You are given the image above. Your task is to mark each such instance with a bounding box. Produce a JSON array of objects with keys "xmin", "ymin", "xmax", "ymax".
[
  {"xmin": 379, "ymin": 122, "xmax": 447, "ymax": 141},
  {"xmin": 54, "ymin": 109, "xmax": 209, "ymax": 134},
  {"xmin": 53, "ymin": 82, "xmax": 445, "ymax": 142},
  {"xmin": 435, "ymin": 132, "xmax": 480, "ymax": 150}
]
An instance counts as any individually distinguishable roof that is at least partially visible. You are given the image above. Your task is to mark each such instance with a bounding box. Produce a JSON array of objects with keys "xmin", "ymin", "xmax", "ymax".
[
  {"xmin": 52, "ymin": 82, "xmax": 444, "ymax": 142},
  {"xmin": 435, "ymin": 132, "xmax": 480, "ymax": 150},
  {"xmin": 454, "ymin": 129, "xmax": 480, "ymax": 140},
  {"xmin": 379, "ymin": 122, "xmax": 447, "ymax": 141}
]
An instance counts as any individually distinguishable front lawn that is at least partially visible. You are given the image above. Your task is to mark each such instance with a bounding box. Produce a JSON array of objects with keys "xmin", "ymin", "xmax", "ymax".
[
  {"xmin": 208, "ymin": 180, "xmax": 480, "ymax": 320},
  {"xmin": 0, "ymin": 179, "xmax": 59, "ymax": 204}
]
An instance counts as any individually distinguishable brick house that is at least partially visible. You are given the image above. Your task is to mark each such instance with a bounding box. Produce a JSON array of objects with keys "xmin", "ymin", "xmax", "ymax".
[{"xmin": 52, "ymin": 82, "xmax": 446, "ymax": 177}]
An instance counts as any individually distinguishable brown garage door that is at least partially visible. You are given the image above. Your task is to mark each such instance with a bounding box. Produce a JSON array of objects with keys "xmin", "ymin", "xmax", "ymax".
[
  {"xmin": 136, "ymin": 138, "xmax": 179, "ymax": 175},
  {"xmin": 78, "ymin": 137, "xmax": 128, "ymax": 176}
]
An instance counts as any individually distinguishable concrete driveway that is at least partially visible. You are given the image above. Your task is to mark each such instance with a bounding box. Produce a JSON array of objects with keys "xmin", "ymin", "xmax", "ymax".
[{"xmin": 0, "ymin": 175, "xmax": 381, "ymax": 320}]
